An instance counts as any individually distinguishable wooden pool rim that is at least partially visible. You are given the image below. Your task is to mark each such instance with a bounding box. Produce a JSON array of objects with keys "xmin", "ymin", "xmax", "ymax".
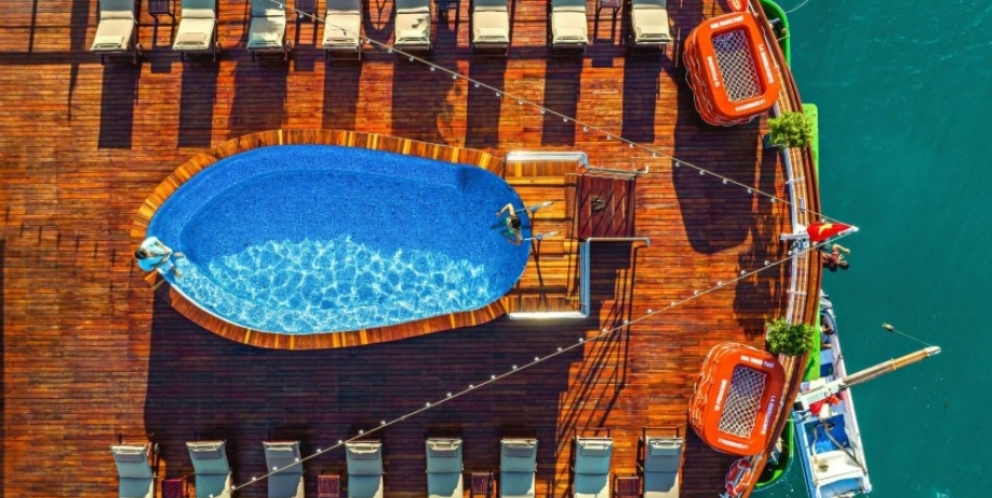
[{"xmin": 130, "ymin": 129, "xmax": 508, "ymax": 350}]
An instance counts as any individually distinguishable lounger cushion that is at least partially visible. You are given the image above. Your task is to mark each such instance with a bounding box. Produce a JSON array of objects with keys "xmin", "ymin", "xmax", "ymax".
[
  {"xmin": 551, "ymin": 11, "xmax": 588, "ymax": 44},
  {"xmin": 395, "ymin": 13, "xmax": 430, "ymax": 45},
  {"xmin": 322, "ymin": 12, "xmax": 362, "ymax": 46},
  {"xmin": 182, "ymin": 0, "xmax": 216, "ymax": 11},
  {"xmin": 642, "ymin": 438, "xmax": 682, "ymax": 473},
  {"xmin": 173, "ymin": 19, "xmax": 216, "ymax": 50},
  {"xmin": 642, "ymin": 471, "xmax": 679, "ymax": 498},
  {"xmin": 573, "ymin": 473, "xmax": 609, "ymax": 498},
  {"xmin": 632, "ymin": 6, "xmax": 671, "ymax": 43},
  {"xmin": 101, "ymin": 0, "xmax": 136, "ymax": 17},
  {"xmin": 194, "ymin": 473, "xmax": 232, "ymax": 498},
  {"xmin": 427, "ymin": 473, "xmax": 463, "ymax": 498},
  {"xmin": 247, "ymin": 16, "xmax": 287, "ymax": 49},
  {"xmin": 91, "ymin": 19, "xmax": 134, "ymax": 51},
  {"xmin": 347, "ymin": 475, "xmax": 384, "ymax": 498},
  {"xmin": 268, "ymin": 473, "xmax": 305, "ymax": 498},
  {"xmin": 119, "ymin": 477, "xmax": 155, "ymax": 498},
  {"xmin": 396, "ymin": 0, "xmax": 430, "ymax": 13},
  {"xmin": 251, "ymin": 0, "xmax": 285, "ymax": 17},
  {"xmin": 499, "ymin": 472, "xmax": 535, "ymax": 498},
  {"xmin": 112, "ymin": 446, "xmax": 154, "ymax": 479},
  {"xmin": 472, "ymin": 11, "xmax": 509, "ymax": 44},
  {"xmin": 574, "ymin": 439, "xmax": 612, "ymax": 475}
]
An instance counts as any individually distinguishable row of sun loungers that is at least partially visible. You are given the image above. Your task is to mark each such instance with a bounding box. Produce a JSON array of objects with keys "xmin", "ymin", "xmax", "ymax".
[
  {"xmin": 111, "ymin": 431, "xmax": 683, "ymax": 498},
  {"xmin": 91, "ymin": 0, "xmax": 671, "ymax": 63}
]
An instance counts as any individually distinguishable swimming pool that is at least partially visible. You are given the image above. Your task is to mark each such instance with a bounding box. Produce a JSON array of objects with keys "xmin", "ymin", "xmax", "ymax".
[{"xmin": 146, "ymin": 144, "xmax": 530, "ymax": 335}]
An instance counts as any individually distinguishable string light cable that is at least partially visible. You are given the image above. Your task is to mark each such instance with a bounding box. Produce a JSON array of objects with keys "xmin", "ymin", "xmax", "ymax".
[
  {"xmin": 227, "ymin": 231, "xmax": 854, "ymax": 493},
  {"xmin": 265, "ymin": 0, "xmax": 849, "ymax": 228}
]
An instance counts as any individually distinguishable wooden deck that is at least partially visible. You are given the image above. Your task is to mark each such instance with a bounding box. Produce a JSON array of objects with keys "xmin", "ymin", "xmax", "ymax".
[{"xmin": 0, "ymin": 0, "xmax": 820, "ymax": 494}]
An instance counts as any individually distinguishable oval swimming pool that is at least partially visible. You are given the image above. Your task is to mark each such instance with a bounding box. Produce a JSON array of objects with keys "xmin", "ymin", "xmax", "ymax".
[{"xmin": 146, "ymin": 145, "xmax": 531, "ymax": 334}]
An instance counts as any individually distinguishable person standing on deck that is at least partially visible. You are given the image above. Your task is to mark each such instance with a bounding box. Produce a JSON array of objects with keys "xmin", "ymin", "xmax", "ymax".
[{"xmin": 135, "ymin": 236, "xmax": 185, "ymax": 277}]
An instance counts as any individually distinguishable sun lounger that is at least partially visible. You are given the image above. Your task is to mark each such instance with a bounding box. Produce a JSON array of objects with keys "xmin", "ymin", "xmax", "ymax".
[
  {"xmin": 247, "ymin": 0, "xmax": 292, "ymax": 61},
  {"xmin": 111, "ymin": 443, "xmax": 157, "ymax": 498},
  {"xmin": 394, "ymin": 0, "xmax": 433, "ymax": 53},
  {"xmin": 572, "ymin": 437, "xmax": 612, "ymax": 498},
  {"xmin": 471, "ymin": 0, "xmax": 509, "ymax": 55},
  {"xmin": 549, "ymin": 0, "xmax": 588, "ymax": 55},
  {"xmin": 322, "ymin": 0, "xmax": 363, "ymax": 60},
  {"xmin": 628, "ymin": 0, "xmax": 671, "ymax": 51},
  {"xmin": 500, "ymin": 438, "xmax": 538, "ymax": 498},
  {"xmin": 187, "ymin": 440, "xmax": 233, "ymax": 498},
  {"xmin": 173, "ymin": 0, "xmax": 220, "ymax": 61},
  {"xmin": 639, "ymin": 429, "xmax": 683, "ymax": 498},
  {"xmin": 91, "ymin": 0, "xmax": 141, "ymax": 64},
  {"xmin": 426, "ymin": 438, "xmax": 463, "ymax": 498},
  {"xmin": 264, "ymin": 441, "xmax": 305, "ymax": 498},
  {"xmin": 346, "ymin": 441, "xmax": 384, "ymax": 498}
]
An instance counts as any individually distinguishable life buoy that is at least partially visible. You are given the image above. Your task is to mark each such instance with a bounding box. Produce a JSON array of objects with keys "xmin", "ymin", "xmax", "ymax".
[{"xmin": 724, "ymin": 458, "xmax": 753, "ymax": 497}]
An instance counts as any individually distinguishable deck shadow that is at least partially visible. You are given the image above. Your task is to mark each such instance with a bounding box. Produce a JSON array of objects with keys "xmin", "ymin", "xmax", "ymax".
[
  {"xmin": 620, "ymin": 53, "xmax": 665, "ymax": 144},
  {"xmin": 178, "ymin": 62, "xmax": 220, "ymax": 148},
  {"xmin": 228, "ymin": 59, "xmax": 289, "ymax": 138},
  {"xmin": 541, "ymin": 57, "xmax": 582, "ymax": 146},
  {"xmin": 734, "ymin": 147, "xmax": 787, "ymax": 337},
  {"xmin": 97, "ymin": 64, "xmax": 140, "ymax": 149},
  {"xmin": 671, "ymin": 71, "xmax": 762, "ymax": 254},
  {"xmin": 143, "ymin": 293, "xmax": 585, "ymax": 496},
  {"xmin": 390, "ymin": 61, "xmax": 456, "ymax": 143},
  {"xmin": 465, "ymin": 58, "xmax": 508, "ymax": 150},
  {"xmin": 322, "ymin": 63, "xmax": 363, "ymax": 130}
]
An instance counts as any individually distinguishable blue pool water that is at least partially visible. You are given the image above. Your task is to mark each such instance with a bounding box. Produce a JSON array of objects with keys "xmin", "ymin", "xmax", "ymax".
[{"xmin": 147, "ymin": 145, "xmax": 530, "ymax": 334}]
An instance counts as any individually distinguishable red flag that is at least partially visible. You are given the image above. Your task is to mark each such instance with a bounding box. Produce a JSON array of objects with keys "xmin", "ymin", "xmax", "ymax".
[{"xmin": 806, "ymin": 222, "xmax": 854, "ymax": 243}]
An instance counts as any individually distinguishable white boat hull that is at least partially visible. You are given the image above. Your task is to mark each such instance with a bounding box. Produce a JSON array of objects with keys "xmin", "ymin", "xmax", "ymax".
[{"xmin": 793, "ymin": 293, "xmax": 872, "ymax": 498}]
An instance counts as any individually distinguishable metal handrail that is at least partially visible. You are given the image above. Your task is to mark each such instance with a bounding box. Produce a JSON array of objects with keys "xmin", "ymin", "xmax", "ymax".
[
  {"xmin": 504, "ymin": 150, "xmax": 649, "ymax": 177},
  {"xmin": 579, "ymin": 237, "xmax": 651, "ymax": 316}
]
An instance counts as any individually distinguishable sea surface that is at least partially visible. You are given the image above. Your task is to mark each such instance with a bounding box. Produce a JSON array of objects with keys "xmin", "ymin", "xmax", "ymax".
[{"xmin": 756, "ymin": 1, "xmax": 992, "ymax": 497}]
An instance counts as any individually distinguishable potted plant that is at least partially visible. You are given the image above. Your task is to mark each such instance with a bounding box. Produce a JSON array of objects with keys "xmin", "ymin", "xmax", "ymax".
[
  {"xmin": 765, "ymin": 317, "xmax": 815, "ymax": 356},
  {"xmin": 764, "ymin": 111, "xmax": 813, "ymax": 149}
]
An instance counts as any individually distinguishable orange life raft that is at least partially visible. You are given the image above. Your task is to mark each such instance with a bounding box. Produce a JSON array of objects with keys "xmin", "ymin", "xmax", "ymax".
[
  {"xmin": 683, "ymin": 12, "xmax": 781, "ymax": 126},
  {"xmin": 689, "ymin": 343, "xmax": 785, "ymax": 456}
]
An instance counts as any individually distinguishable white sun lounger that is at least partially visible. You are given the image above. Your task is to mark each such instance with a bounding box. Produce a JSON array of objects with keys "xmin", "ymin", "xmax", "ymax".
[
  {"xmin": 639, "ymin": 430, "xmax": 683, "ymax": 498},
  {"xmin": 187, "ymin": 440, "xmax": 233, "ymax": 498},
  {"xmin": 500, "ymin": 439, "xmax": 538, "ymax": 498},
  {"xmin": 264, "ymin": 441, "xmax": 305, "ymax": 498},
  {"xmin": 629, "ymin": 0, "xmax": 671, "ymax": 51},
  {"xmin": 472, "ymin": 0, "xmax": 510, "ymax": 55},
  {"xmin": 573, "ymin": 437, "xmax": 613, "ymax": 498},
  {"xmin": 426, "ymin": 438, "xmax": 464, "ymax": 498},
  {"xmin": 91, "ymin": 0, "xmax": 141, "ymax": 64},
  {"xmin": 111, "ymin": 443, "xmax": 157, "ymax": 498},
  {"xmin": 247, "ymin": 0, "xmax": 292, "ymax": 61},
  {"xmin": 549, "ymin": 0, "xmax": 588, "ymax": 55},
  {"xmin": 173, "ymin": 0, "xmax": 220, "ymax": 61},
  {"xmin": 322, "ymin": 0, "xmax": 363, "ymax": 59},
  {"xmin": 395, "ymin": 0, "xmax": 433, "ymax": 53},
  {"xmin": 346, "ymin": 441, "xmax": 384, "ymax": 498}
]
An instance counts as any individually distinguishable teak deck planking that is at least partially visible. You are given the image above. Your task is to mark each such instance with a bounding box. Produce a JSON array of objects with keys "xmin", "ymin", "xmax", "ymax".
[{"xmin": 0, "ymin": 0, "xmax": 821, "ymax": 495}]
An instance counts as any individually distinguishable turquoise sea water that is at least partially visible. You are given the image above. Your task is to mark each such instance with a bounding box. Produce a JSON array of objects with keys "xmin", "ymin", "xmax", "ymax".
[{"xmin": 758, "ymin": 1, "xmax": 992, "ymax": 497}]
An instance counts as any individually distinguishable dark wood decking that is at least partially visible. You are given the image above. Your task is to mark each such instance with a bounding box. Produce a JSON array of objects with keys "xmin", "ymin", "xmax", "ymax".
[{"xmin": 0, "ymin": 0, "xmax": 819, "ymax": 495}]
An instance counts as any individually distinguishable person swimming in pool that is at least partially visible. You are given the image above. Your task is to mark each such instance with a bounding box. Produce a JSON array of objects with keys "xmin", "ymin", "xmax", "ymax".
[{"xmin": 493, "ymin": 201, "xmax": 554, "ymax": 245}]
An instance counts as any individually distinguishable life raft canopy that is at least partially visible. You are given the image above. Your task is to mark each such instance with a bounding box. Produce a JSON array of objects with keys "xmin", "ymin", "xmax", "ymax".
[
  {"xmin": 683, "ymin": 12, "xmax": 781, "ymax": 126},
  {"xmin": 689, "ymin": 343, "xmax": 786, "ymax": 456}
]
